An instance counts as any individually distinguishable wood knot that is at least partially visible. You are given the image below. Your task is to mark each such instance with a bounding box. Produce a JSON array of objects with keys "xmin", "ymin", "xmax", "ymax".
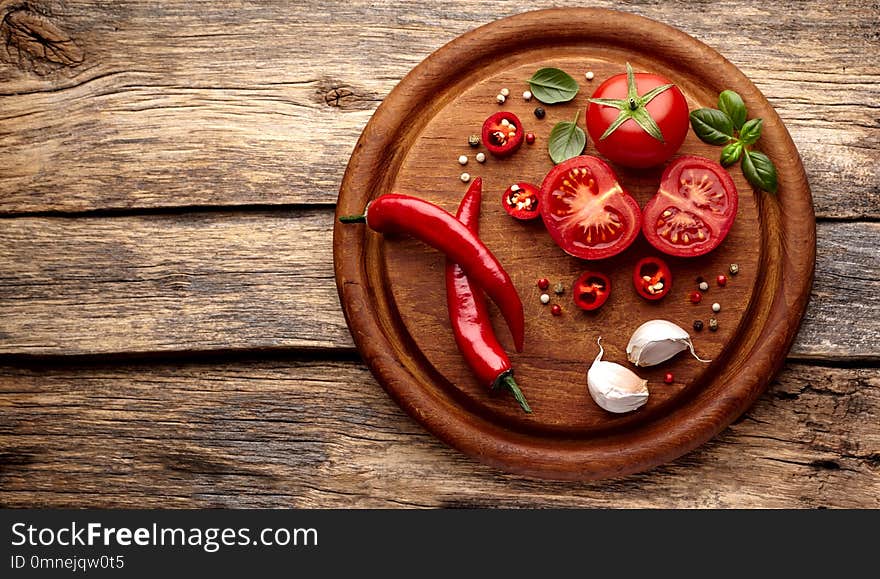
[
  {"xmin": 317, "ymin": 80, "xmax": 378, "ymax": 110},
  {"xmin": 1, "ymin": 3, "xmax": 84, "ymax": 75}
]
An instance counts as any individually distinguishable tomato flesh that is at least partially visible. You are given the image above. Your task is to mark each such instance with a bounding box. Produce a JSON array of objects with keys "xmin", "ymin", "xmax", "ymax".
[
  {"xmin": 572, "ymin": 271, "xmax": 611, "ymax": 311},
  {"xmin": 481, "ymin": 112, "xmax": 524, "ymax": 157},
  {"xmin": 501, "ymin": 182, "xmax": 540, "ymax": 220},
  {"xmin": 538, "ymin": 155, "xmax": 641, "ymax": 260},
  {"xmin": 586, "ymin": 72, "xmax": 689, "ymax": 168},
  {"xmin": 642, "ymin": 155, "xmax": 738, "ymax": 257},
  {"xmin": 633, "ymin": 256, "xmax": 672, "ymax": 301}
]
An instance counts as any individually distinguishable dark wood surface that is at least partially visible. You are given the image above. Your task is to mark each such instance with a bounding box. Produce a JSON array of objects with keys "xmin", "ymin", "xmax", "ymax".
[{"xmin": 0, "ymin": 0, "xmax": 877, "ymax": 505}]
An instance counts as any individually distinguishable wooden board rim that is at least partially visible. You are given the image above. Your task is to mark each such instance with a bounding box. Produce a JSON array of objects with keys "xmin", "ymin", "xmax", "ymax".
[{"xmin": 334, "ymin": 7, "xmax": 816, "ymax": 480}]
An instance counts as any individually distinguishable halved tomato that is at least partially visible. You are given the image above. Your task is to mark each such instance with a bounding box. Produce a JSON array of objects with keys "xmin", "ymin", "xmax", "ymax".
[
  {"xmin": 538, "ymin": 155, "xmax": 641, "ymax": 260},
  {"xmin": 642, "ymin": 156, "xmax": 738, "ymax": 257}
]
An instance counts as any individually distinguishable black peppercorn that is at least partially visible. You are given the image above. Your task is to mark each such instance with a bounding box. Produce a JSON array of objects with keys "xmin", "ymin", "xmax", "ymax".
[
  {"xmin": 693, "ymin": 320, "xmax": 704, "ymax": 332},
  {"xmin": 534, "ymin": 107, "xmax": 546, "ymax": 119}
]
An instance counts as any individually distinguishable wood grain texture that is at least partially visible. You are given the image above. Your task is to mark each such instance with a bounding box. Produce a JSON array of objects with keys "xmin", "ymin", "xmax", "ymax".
[
  {"xmin": 0, "ymin": 210, "xmax": 874, "ymax": 358},
  {"xmin": 0, "ymin": 0, "xmax": 875, "ymax": 217},
  {"xmin": 0, "ymin": 360, "xmax": 876, "ymax": 508}
]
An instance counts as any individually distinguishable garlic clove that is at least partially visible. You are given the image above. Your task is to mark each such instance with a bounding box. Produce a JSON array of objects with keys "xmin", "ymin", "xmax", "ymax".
[
  {"xmin": 588, "ymin": 338, "xmax": 649, "ymax": 413},
  {"xmin": 626, "ymin": 319, "xmax": 711, "ymax": 367}
]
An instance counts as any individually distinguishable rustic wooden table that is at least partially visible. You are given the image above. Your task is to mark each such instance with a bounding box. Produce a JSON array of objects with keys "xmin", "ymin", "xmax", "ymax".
[{"xmin": 0, "ymin": 1, "xmax": 877, "ymax": 508}]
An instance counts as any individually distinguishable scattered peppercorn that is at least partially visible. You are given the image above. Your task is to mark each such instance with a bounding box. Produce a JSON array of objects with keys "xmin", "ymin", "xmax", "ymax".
[
  {"xmin": 460, "ymin": 172, "xmax": 470, "ymax": 183},
  {"xmin": 709, "ymin": 318, "xmax": 719, "ymax": 331},
  {"xmin": 550, "ymin": 304, "xmax": 562, "ymax": 316},
  {"xmin": 458, "ymin": 155, "xmax": 468, "ymax": 166},
  {"xmin": 689, "ymin": 291, "xmax": 702, "ymax": 304},
  {"xmin": 717, "ymin": 274, "xmax": 728, "ymax": 287},
  {"xmin": 712, "ymin": 302, "xmax": 721, "ymax": 313},
  {"xmin": 500, "ymin": 87, "xmax": 510, "ymax": 97},
  {"xmin": 537, "ymin": 278, "xmax": 550, "ymax": 291},
  {"xmin": 468, "ymin": 134, "xmax": 480, "ymax": 148},
  {"xmin": 540, "ymin": 293, "xmax": 550, "ymax": 305},
  {"xmin": 664, "ymin": 372, "xmax": 674, "ymax": 384},
  {"xmin": 698, "ymin": 281, "xmax": 709, "ymax": 291},
  {"xmin": 585, "ymin": 71, "xmax": 595, "ymax": 81},
  {"xmin": 534, "ymin": 107, "xmax": 545, "ymax": 119},
  {"xmin": 525, "ymin": 132, "xmax": 536, "ymax": 145},
  {"xmin": 693, "ymin": 320, "xmax": 704, "ymax": 332},
  {"xmin": 496, "ymin": 94, "xmax": 506, "ymax": 104},
  {"xmin": 554, "ymin": 282, "xmax": 565, "ymax": 296},
  {"xmin": 475, "ymin": 152, "xmax": 486, "ymax": 163},
  {"xmin": 522, "ymin": 90, "xmax": 532, "ymax": 101},
  {"xmin": 729, "ymin": 263, "xmax": 740, "ymax": 276}
]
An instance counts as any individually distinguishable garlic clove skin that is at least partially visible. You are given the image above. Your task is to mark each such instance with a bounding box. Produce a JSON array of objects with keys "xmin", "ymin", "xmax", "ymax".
[
  {"xmin": 626, "ymin": 320, "xmax": 711, "ymax": 367},
  {"xmin": 588, "ymin": 338, "xmax": 649, "ymax": 413}
]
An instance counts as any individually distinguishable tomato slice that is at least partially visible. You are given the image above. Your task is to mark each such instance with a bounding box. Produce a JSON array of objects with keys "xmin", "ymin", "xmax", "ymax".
[
  {"xmin": 632, "ymin": 256, "xmax": 672, "ymax": 301},
  {"xmin": 642, "ymin": 156, "xmax": 738, "ymax": 257},
  {"xmin": 538, "ymin": 155, "xmax": 641, "ymax": 260},
  {"xmin": 481, "ymin": 112, "xmax": 524, "ymax": 157},
  {"xmin": 501, "ymin": 182, "xmax": 540, "ymax": 220},
  {"xmin": 572, "ymin": 271, "xmax": 611, "ymax": 311}
]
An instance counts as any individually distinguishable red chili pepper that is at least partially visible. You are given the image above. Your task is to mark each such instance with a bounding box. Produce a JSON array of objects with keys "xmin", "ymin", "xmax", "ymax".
[
  {"xmin": 633, "ymin": 256, "xmax": 672, "ymax": 301},
  {"xmin": 482, "ymin": 111, "xmax": 524, "ymax": 157},
  {"xmin": 339, "ymin": 193, "xmax": 525, "ymax": 352},
  {"xmin": 444, "ymin": 178, "xmax": 530, "ymax": 413},
  {"xmin": 572, "ymin": 271, "xmax": 611, "ymax": 311},
  {"xmin": 501, "ymin": 182, "xmax": 540, "ymax": 221}
]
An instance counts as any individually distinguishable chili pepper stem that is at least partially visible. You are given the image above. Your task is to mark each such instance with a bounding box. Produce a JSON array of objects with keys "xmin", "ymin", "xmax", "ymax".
[
  {"xmin": 493, "ymin": 371, "xmax": 531, "ymax": 414},
  {"xmin": 338, "ymin": 213, "xmax": 367, "ymax": 223}
]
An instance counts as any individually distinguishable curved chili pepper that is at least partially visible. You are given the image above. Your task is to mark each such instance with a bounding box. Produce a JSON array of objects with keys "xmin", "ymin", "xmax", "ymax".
[
  {"xmin": 339, "ymin": 193, "xmax": 525, "ymax": 352},
  {"xmin": 445, "ymin": 178, "xmax": 530, "ymax": 413}
]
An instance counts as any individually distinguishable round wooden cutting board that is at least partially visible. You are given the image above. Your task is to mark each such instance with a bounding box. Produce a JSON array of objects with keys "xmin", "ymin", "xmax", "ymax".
[{"xmin": 333, "ymin": 8, "xmax": 815, "ymax": 480}]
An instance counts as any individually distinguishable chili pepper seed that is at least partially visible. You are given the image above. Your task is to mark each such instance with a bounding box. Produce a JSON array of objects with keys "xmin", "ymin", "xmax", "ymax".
[
  {"xmin": 693, "ymin": 320, "xmax": 704, "ymax": 332},
  {"xmin": 585, "ymin": 71, "xmax": 595, "ymax": 81},
  {"xmin": 664, "ymin": 372, "xmax": 674, "ymax": 384},
  {"xmin": 554, "ymin": 282, "xmax": 565, "ymax": 296},
  {"xmin": 460, "ymin": 172, "xmax": 470, "ymax": 183},
  {"xmin": 467, "ymin": 134, "xmax": 480, "ymax": 148},
  {"xmin": 729, "ymin": 263, "xmax": 740, "ymax": 275},
  {"xmin": 540, "ymin": 293, "xmax": 550, "ymax": 305},
  {"xmin": 537, "ymin": 278, "xmax": 550, "ymax": 291},
  {"xmin": 534, "ymin": 107, "xmax": 545, "ymax": 119},
  {"xmin": 500, "ymin": 87, "xmax": 510, "ymax": 97},
  {"xmin": 523, "ymin": 90, "xmax": 532, "ymax": 101},
  {"xmin": 550, "ymin": 304, "xmax": 562, "ymax": 316},
  {"xmin": 689, "ymin": 291, "xmax": 702, "ymax": 304},
  {"xmin": 712, "ymin": 302, "xmax": 721, "ymax": 313},
  {"xmin": 717, "ymin": 274, "xmax": 728, "ymax": 287},
  {"xmin": 698, "ymin": 281, "xmax": 709, "ymax": 292},
  {"xmin": 525, "ymin": 132, "xmax": 536, "ymax": 145},
  {"xmin": 475, "ymin": 152, "xmax": 486, "ymax": 163},
  {"xmin": 709, "ymin": 318, "xmax": 719, "ymax": 331},
  {"xmin": 458, "ymin": 155, "xmax": 468, "ymax": 165}
]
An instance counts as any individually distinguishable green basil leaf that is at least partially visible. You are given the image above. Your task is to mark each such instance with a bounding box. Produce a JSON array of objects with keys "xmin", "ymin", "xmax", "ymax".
[
  {"xmin": 741, "ymin": 150, "xmax": 778, "ymax": 193},
  {"xmin": 528, "ymin": 68, "xmax": 579, "ymax": 104},
  {"xmin": 739, "ymin": 118, "xmax": 763, "ymax": 145},
  {"xmin": 689, "ymin": 108, "xmax": 734, "ymax": 145},
  {"xmin": 720, "ymin": 141, "xmax": 743, "ymax": 166},
  {"xmin": 718, "ymin": 90, "xmax": 747, "ymax": 130},
  {"xmin": 548, "ymin": 112, "xmax": 586, "ymax": 164}
]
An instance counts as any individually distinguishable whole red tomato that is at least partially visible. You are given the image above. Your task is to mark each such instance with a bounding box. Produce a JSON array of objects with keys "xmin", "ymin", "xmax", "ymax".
[{"xmin": 586, "ymin": 63, "xmax": 689, "ymax": 168}]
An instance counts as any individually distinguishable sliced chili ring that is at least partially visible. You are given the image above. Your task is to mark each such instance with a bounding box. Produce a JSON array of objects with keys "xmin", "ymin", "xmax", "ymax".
[
  {"xmin": 481, "ymin": 111, "xmax": 524, "ymax": 157},
  {"xmin": 633, "ymin": 256, "xmax": 672, "ymax": 301},
  {"xmin": 501, "ymin": 182, "xmax": 540, "ymax": 220},
  {"xmin": 572, "ymin": 271, "xmax": 611, "ymax": 311}
]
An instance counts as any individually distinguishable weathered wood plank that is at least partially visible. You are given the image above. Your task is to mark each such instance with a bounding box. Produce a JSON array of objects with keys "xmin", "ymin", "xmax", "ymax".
[
  {"xmin": 0, "ymin": 360, "xmax": 876, "ymax": 508},
  {"xmin": 0, "ymin": 1, "xmax": 876, "ymax": 217},
  {"xmin": 0, "ymin": 212, "xmax": 876, "ymax": 359}
]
